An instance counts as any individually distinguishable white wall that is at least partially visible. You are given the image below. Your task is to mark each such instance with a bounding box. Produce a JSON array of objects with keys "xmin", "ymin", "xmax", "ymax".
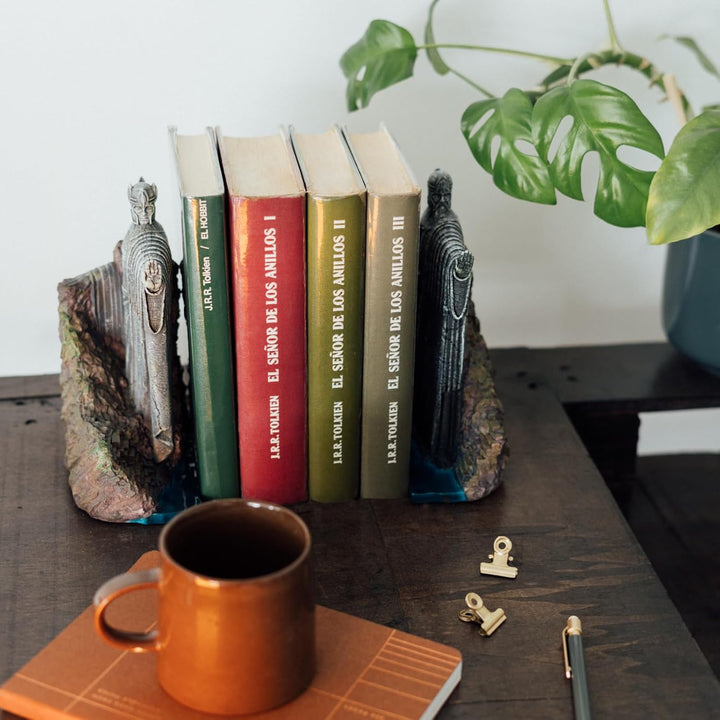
[{"xmin": 1, "ymin": 0, "xmax": 718, "ymax": 452}]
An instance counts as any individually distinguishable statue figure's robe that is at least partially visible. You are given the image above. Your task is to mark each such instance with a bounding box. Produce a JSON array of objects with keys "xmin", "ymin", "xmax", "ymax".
[
  {"xmin": 413, "ymin": 172, "xmax": 474, "ymax": 467},
  {"xmin": 121, "ymin": 219, "xmax": 174, "ymax": 462}
]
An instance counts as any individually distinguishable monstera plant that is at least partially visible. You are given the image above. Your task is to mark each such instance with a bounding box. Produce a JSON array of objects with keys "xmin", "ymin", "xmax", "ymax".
[{"xmin": 340, "ymin": 0, "xmax": 720, "ymax": 247}]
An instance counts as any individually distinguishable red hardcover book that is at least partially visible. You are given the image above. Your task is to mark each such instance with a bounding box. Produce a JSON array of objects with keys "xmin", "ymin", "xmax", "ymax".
[{"xmin": 217, "ymin": 128, "xmax": 307, "ymax": 504}]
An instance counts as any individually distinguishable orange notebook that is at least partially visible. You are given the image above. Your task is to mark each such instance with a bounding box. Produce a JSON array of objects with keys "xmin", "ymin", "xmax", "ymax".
[{"xmin": 0, "ymin": 553, "xmax": 462, "ymax": 720}]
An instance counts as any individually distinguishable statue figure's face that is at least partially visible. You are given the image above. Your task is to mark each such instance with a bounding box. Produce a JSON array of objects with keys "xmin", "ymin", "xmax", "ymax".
[
  {"xmin": 429, "ymin": 174, "xmax": 452, "ymax": 213},
  {"xmin": 128, "ymin": 181, "xmax": 157, "ymax": 225},
  {"xmin": 432, "ymin": 188, "xmax": 451, "ymax": 212}
]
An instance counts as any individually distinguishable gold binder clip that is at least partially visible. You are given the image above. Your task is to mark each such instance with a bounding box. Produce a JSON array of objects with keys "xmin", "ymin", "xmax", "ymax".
[
  {"xmin": 480, "ymin": 536, "xmax": 518, "ymax": 579},
  {"xmin": 458, "ymin": 592, "xmax": 506, "ymax": 636}
]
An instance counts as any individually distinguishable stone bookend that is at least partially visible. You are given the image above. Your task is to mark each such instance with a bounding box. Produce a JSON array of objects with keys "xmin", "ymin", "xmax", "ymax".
[
  {"xmin": 410, "ymin": 170, "xmax": 508, "ymax": 502},
  {"xmin": 57, "ymin": 181, "xmax": 190, "ymax": 523}
]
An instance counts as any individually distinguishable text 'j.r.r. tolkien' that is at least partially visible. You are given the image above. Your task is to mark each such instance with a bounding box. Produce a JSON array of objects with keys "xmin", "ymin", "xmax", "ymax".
[{"xmin": 198, "ymin": 199, "xmax": 213, "ymax": 312}]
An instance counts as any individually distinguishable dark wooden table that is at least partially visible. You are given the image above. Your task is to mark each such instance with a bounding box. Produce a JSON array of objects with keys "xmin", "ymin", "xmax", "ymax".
[{"xmin": 2, "ymin": 343, "xmax": 720, "ymax": 718}]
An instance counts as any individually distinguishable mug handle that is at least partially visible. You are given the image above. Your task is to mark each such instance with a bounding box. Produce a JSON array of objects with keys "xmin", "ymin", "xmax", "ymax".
[{"xmin": 93, "ymin": 568, "xmax": 162, "ymax": 652}]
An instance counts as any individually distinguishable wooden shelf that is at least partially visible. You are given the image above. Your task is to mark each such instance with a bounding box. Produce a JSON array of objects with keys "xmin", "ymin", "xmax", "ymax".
[{"xmin": 2, "ymin": 343, "xmax": 719, "ymax": 719}]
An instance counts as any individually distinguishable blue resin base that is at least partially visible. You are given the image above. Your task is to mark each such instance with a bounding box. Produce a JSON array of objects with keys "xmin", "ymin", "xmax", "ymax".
[
  {"xmin": 409, "ymin": 442, "xmax": 468, "ymax": 503},
  {"xmin": 125, "ymin": 460, "xmax": 202, "ymax": 525}
]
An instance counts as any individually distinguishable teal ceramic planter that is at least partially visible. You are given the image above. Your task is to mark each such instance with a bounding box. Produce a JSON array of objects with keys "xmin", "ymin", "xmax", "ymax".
[{"xmin": 662, "ymin": 228, "xmax": 720, "ymax": 376}]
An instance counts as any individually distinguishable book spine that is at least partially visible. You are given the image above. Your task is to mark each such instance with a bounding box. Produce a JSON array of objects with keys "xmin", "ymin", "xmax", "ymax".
[
  {"xmin": 182, "ymin": 194, "xmax": 239, "ymax": 499},
  {"xmin": 360, "ymin": 193, "xmax": 420, "ymax": 498},
  {"xmin": 228, "ymin": 195, "xmax": 307, "ymax": 504},
  {"xmin": 307, "ymin": 195, "xmax": 365, "ymax": 501}
]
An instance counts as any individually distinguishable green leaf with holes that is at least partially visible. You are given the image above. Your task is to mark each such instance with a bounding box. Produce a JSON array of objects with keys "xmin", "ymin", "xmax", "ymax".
[
  {"xmin": 461, "ymin": 88, "xmax": 556, "ymax": 204},
  {"xmin": 531, "ymin": 79, "xmax": 665, "ymax": 227},
  {"xmin": 340, "ymin": 20, "xmax": 418, "ymax": 111}
]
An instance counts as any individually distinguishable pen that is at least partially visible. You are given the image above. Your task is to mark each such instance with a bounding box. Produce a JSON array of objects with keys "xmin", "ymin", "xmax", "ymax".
[{"xmin": 562, "ymin": 616, "xmax": 592, "ymax": 720}]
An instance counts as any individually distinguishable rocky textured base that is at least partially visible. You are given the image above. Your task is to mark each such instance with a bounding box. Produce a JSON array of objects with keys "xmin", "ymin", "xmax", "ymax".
[
  {"xmin": 454, "ymin": 305, "xmax": 508, "ymax": 500},
  {"xmin": 57, "ymin": 260, "xmax": 183, "ymax": 522},
  {"xmin": 410, "ymin": 305, "xmax": 508, "ymax": 502}
]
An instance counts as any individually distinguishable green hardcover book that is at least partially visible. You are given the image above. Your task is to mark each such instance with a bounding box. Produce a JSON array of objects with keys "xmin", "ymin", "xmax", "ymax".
[
  {"xmin": 344, "ymin": 126, "xmax": 421, "ymax": 498},
  {"xmin": 291, "ymin": 126, "xmax": 366, "ymax": 501},
  {"xmin": 169, "ymin": 127, "xmax": 239, "ymax": 499}
]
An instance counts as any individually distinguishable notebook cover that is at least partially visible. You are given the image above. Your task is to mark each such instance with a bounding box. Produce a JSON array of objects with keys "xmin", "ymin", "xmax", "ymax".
[{"xmin": 0, "ymin": 553, "xmax": 462, "ymax": 720}]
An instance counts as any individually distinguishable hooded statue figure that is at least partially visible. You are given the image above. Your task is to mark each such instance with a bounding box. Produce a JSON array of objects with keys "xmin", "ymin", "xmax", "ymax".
[
  {"xmin": 413, "ymin": 169, "xmax": 474, "ymax": 467},
  {"xmin": 121, "ymin": 178, "xmax": 174, "ymax": 462}
]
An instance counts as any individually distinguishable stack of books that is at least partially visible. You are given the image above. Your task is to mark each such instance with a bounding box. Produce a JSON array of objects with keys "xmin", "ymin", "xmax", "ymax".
[{"xmin": 170, "ymin": 124, "xmax": 421, "ymax": 504}]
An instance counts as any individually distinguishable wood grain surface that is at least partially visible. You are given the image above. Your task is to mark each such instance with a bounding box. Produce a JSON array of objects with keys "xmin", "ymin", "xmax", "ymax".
[{"xmin": 2, "ymin": 344, "xmax": 719, "ymax": 718}]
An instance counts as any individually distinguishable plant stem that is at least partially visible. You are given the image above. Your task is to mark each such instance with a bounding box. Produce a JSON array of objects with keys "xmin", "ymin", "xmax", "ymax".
[
  {"xmin": 602, "ymin": 0, "xmax": 623, "ymax": 53},
  {"xmin": 418, "ymin": 42, "xmax": 573, "ymax": 67},
  {"xmin": 546, "ymin": 50, "xmax": 647, "ymax": 84},
  {"xmin": 419, "ymin": 29, "xmax": 693, "ymax": 117},
  {"xmin": 664, "ymin": 73, "xmax": 691, "ymax": 124},
  {"xmin": 529, "ymin": 50, "xmax": 694, "ymax": 117},
  {"xmin": 567, "ymin": 53, "xmax": 598, "ymax": 84},
  {"xmin": 446, "ymin": 67, "xmax": 494, "ymax": 98}
]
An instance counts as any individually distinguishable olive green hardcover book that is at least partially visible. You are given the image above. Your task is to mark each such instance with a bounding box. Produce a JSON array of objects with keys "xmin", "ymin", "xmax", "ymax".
[
  {"xmin": 291, "ymin": 127, "xmax": 366, "ymax": 502},
  {"xmin": 169, "ymin": 127, "xmax": 239, "ymax": 499},
  {"xmin": 344, "ymin": 126, "xmax": 421, "ymax": 499}
]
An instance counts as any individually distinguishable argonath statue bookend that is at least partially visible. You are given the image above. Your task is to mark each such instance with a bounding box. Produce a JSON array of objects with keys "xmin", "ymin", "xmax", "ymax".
[
  {"xmin": 57, "ymin": 180, "xmax": 192, "ymax": 523},
  {"xmin": 410, "ymin": 170, "xmax": 508, "ymax": 502}
]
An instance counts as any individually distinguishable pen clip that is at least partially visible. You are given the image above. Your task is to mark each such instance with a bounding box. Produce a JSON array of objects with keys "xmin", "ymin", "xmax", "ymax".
[
  {"xmin": 562, "ymin": 616, "xmax": 582, "ymax": 680},
  {"xmin": 562, "ymin": 625, "xmax": 572, "ymax": 679}
]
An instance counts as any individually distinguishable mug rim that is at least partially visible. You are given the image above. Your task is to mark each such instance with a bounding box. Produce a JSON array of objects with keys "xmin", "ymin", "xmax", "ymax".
[{"xmin": 158, "ymin": 498, "xmax": 312, "ymax": 585}]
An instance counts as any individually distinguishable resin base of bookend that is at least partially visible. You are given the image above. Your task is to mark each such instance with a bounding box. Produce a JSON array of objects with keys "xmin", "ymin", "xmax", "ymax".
[
  {"xmin": 57, "ymin": 252, "xmax": 190, "ymax": 524},
  {"xmin": 410, "ymin": 306, "xmax": 509, "ymax": 503}
]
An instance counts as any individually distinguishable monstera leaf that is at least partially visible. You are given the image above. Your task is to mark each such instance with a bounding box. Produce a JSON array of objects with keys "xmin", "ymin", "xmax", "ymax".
[
  {"xmin": 340, "ymin": 20, "xmax": 418, "ymax": 111},
  {"xmin": 647, "ymin": 108, "xmax": 720, "ymax": 244},
  {"xmin": 461, "ymin": 88, "xmax": 556, "ymax": 205},
  {"xmin": 532, "ymin": 79, "xmax": 665, "ymax": 227}
]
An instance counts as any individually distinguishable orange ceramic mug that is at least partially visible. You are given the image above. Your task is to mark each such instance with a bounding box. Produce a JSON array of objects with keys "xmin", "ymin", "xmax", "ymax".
[{"xmin": 93, "ymin": 499, "xmax": 315, "ymax": 715}]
